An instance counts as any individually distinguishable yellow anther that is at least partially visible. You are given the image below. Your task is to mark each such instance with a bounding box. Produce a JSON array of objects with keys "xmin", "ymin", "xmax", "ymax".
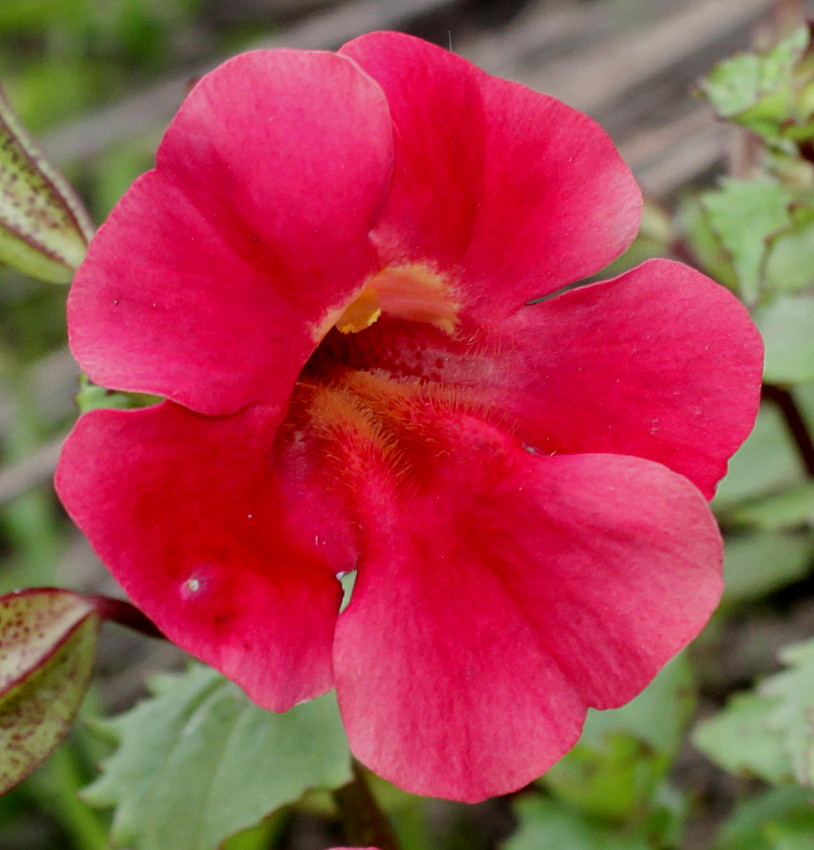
[{"xmin": 335, "ymin": 287, "xmax": 382, "ymax": 334}]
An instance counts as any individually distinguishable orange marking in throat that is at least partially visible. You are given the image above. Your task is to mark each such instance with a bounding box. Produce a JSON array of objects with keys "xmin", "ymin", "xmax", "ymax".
[
  {"xmin": 331, "ymin": 263, "xmax": 459, "ymax": 337},
  {"xmin": 335, "ymin": 287, "xmax": 382, "ymax": 334}
]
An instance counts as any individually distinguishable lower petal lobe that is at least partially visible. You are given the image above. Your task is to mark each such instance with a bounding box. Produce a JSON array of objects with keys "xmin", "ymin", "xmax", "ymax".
[
  {"xmin": 56, "ymin": 401, "xmax": 355, "ymax": 711},
  {"xmin": 333, "ymin": 415, "xmax": 722, "ymax": 801}
]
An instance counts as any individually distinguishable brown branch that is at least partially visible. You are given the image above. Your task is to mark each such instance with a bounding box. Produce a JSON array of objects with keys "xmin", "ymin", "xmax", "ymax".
[
  {"xmin": 333, "ymin": 761, "xmax": 401, "ymax": 850},
  {"xmin": 762, "ymin": 384, "xmax": 814, "ymax": 478}
]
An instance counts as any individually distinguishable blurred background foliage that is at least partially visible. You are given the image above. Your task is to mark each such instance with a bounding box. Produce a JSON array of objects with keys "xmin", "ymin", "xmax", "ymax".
[{"xmin": 2, "ymin": 1, "xmax": 814, "ymax": 849}]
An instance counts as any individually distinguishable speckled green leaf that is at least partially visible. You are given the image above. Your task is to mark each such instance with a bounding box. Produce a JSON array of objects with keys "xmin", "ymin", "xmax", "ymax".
[
  {"xmin": 0, "ymin": 86, "xmax": 93, "ymax": 282},
  {"xmin": 0, "ymin": 588, "xmax": 100, "ymax": 795},
  {"xmin": 83, "ymin": 663, "xmax": 352, "ymax": 850}
]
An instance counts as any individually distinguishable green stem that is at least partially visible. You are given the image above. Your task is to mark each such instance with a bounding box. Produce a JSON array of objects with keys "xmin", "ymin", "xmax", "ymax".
[
  {"xmin": 333, "ymin": 761, "xmax": 401, "ymax": 850},
  {"xmin": 0, "ymin": 349, "xmax": 60, "ymax": 587}
]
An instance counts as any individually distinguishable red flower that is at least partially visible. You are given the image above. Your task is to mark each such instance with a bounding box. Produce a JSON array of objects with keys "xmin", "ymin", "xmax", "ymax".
[{"xmin": 56, "ymin": 32, "xmax": 762, "ymax": 801}]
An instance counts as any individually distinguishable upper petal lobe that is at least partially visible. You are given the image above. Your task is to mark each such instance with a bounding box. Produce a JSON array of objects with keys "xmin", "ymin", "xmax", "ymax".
[
  {"xmin": 341, "ymin": 31, "xmax": 642, "ymax": 318},
  {"xmin": 68, "ymin": 49, "xmax": 394, "ymax": 415}
]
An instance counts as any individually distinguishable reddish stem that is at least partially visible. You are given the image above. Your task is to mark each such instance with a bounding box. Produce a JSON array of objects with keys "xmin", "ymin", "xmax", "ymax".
[{"xmin": 85, "ymin": 595, "xmax": 166, "ymax": 640}]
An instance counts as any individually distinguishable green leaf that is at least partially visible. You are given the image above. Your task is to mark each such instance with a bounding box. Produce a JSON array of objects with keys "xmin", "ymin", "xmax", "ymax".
[
  {"xmin": 699, "ymin": 179, "xmax": 792, "ymax": 304},
  {"xmin": 542, "ymin": 656, "xmax": 693, "ymax": 822},
  {"xmin": 680, "ymin": 195, "xmax": 738, "ymax": 290},
  {"xmin": 506, "ymin": 796, "xmax": 649, "ymax": 850},
  {"xmin": 698, "ymin": 26, "xmax": 809, "ymax": 137},
  {"xmin": 693, "ymin": 693, "xmax": 792, "ymax": 784},
  {"xmin": 83, "ymin": 664, "xmax": 352, "ymax": 850},
  {"xmin": 0, "ymin": 86, "xmax": 93, "ymax": 283},
  {"xmin": 722, "ymin": 531, "xmax": 811, "ymax": 604},
  {"xmin": 713, "ymin": 403, "xmax": 805, "ymax": 510},
  {"xmin": 75, "ymin": 374, "xmax": 161, "ymax": 414},
  {"xmin": 714, "ymin": 787, "xmax": 814, "ymax": 850},
  {"xmin": 756, "ymin": 294, "xmax": 814, "ymax": 384},
  {"xmin": 795, "ymin": 382, "xmax": 814, "ymax": 434},
  {"xmin": 0, "ymin": 588, "xmax": 100, "ymax": 794},
  {"xmin": 728, "ymin": 483, "xmax": 814, "ymax": 530},
  {"xmin": 765, "ymin": 219, "xmax": 814, "ymax": 294},
  {"xmin": 580, "ymin": 654, "xmax": 694, "ymax": 756},
  {"xmin": 760, "ymin": 638, "xmax": 814, "ymax": 787}
]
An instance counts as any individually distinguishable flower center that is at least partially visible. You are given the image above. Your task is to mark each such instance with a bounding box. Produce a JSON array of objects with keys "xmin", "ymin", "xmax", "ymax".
[{"xmin": 333, "ymin": 264, "xmax": 459, "ymax": 336}]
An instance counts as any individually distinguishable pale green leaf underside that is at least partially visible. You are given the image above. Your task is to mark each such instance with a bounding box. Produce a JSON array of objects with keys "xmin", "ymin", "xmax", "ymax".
[
  {"xmin": 693, "ymin": 693, "xmax": 792, "ymax": 785},
  {"xmin": 83, "ymin": 664, "xmax": 352, "ymax": 850},
  {"xmin": 761, "ymin": 639, "xmax": 814, "ymax": 788},
  {"xmin": 755, "ymin": 295, "xmax": 814, "ymax": 385},
  {"xmin": 699, "ymin": 179, "xmax": 792, "ymax": 305}
]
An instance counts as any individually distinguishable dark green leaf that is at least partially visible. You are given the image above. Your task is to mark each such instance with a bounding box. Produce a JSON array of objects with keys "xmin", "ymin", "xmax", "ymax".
[
  {"xmin": 728, "ymin": 483, "xmax": 814, "ymax": 531},
  {"xmin": 83, "ymin": 664, "xmax": 352, "ymax": 850},
  {"xmin": 714, "ymin": 787, "xmax": 814, "ymax": 850},
  {"xmin": 722, "ymin": 531, "xmax": 812, "ymax": 604},
  {"xmin": 506, "ymin": 796, "xmax": 649, "ymax": 850},
  {"xmin": 542, "ymin": 656, "xmax": 692, "ymax": 822}
]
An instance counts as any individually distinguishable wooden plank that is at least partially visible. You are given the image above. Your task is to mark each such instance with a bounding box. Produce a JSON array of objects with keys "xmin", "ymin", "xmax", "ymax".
[{"xmin": 39, "ymin": 0, "xmax": 461, "ymax": 165}]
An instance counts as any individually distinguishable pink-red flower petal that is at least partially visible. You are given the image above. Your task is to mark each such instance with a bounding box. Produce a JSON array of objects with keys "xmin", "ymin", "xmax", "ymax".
[
  {"xmin": 55, "ymin": 33, "xmax": 764, "ymax": 805},
  {"xmin": 334, "ymin": 421, "xmax": 722, "ymax": 801},
  {"xmin": 56, "ymin": 402, "xmax": 357, "ymax": 710},
  {"xmin": 319, "ymin": 259, "xmax": 761, "ymax": 500},
  {"xmin": 341, "ymin": 31, "xmax": 641, "ymax": 318},
  {"xmin": 473, "ymin": 259, "xmax": 763, "ymax": 499},
  {"xmin": 68, "ymin": 50, "xmax": 393, "ymax": 415}
]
